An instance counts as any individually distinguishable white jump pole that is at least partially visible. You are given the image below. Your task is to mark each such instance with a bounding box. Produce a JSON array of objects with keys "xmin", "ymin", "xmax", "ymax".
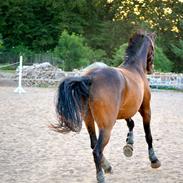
[{"xmin": 14, "ymin": 55, "xmax": 26, "ymax": 94}]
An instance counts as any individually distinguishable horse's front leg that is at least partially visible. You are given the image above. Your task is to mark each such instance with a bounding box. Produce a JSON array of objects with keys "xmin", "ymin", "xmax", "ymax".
[
  {"xmin": 139, "ymin": 108, "xmax": 161, "ymax": 168},
  {"xmin": 123, "ymin": 118, "xmax": 134, "ymax": 157}
]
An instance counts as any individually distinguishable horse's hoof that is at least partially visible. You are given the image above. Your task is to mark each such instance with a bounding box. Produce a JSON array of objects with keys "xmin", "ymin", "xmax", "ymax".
[
  {"xmin": 123, "ymin": 144, "xmax": 133, "ymax": 157},
  {"xmin": 104, "ymin": 166, "xmax": 113, "ymax": 174},
  {"xmin": 151, "ymin": 159, "xmax": 161, "ymax": 169},
  {"xmin": 97, "ymin": 170, "xmax": 105, "ymax": 183},
  {"xmin": 101, "ymin": 157, "xmax": 112, "ymax": 174}
]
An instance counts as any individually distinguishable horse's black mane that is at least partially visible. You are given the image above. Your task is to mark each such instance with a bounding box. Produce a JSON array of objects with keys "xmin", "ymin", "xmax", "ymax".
[{"xmin": 123, "ymin": 30, "xmax": 147, "ymax": 65}]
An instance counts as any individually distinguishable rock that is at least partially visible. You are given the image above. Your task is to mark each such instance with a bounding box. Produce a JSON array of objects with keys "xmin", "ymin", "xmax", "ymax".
[{"xmin": 15, "ymin": 62, "xmax": 67, "ymax": 87}]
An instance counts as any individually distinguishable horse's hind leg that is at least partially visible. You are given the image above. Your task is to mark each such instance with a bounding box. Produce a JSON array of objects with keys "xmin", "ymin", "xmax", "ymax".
[
  {"xmin": 84, "ymin": 109, "xmax": 112, "ymax": 174},
  {"xmin": 139, "ymin": 107, "xmax": 161, "ymax": 168},
  {"xmin": 123, "ymin": 118, "xmax": 134, "ymax": 157},
  {"xmin": 93, "ymin": 128, "xmax": 112, "ymax": 183}
]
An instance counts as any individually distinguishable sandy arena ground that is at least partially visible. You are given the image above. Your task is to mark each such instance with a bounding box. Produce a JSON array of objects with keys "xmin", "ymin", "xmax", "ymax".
[{"xmin": 0, "ymin": 86, "xmax": 183, "ymax": 183}]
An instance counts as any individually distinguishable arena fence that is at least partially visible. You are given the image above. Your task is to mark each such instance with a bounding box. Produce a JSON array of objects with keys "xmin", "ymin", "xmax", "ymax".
[
  {"xmin": 0, "ymin": 52, "xmax": 63, "ymax": 66},
  {"xmin": 147, "ymin": 74, "xmax": 183, "ymax": 90},
  {"xmin": 0, "ymin": 56, "xmax": 183, "ymax": 91}
]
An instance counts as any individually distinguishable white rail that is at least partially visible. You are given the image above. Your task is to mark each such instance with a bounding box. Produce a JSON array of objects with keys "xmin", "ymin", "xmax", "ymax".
[
  {"xmin": 147, "ymin": 74, "xmax": 183, "ymax": 89},
  {"xmin": 14, "ymin": 56, "xmax": 26, "ymax": 93}
]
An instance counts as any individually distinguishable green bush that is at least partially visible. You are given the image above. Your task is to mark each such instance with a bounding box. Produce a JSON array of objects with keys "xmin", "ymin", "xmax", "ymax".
[
  {"xmin": 0, "ymin": 43, "xmax": 33, "ymax": 67},
  {"xmin": 170, "ymin": 40, "xmax": 183, "ymax": 72},
  {"xmin": 91, "ymin": 49, "xmax": 107, "ymax": 63},
  {"xmin": 0, "ymin": 34, "xmax": 4, "ymax": 51},
  {"xmin": 10, "ymin": 45, "xmax": 32, "ymax": 56},
  {"xmin": 10, "ymin": 45, "xmax": 33, "ymax": 64},
  {"xmin": 54, "ymin": 31, "xmax": 108, "ymax": 71},
  {"xmin": 54, "ymin": 31, "xmax": 94, "ymax": 71},
  {"xmin": 111, "ymin": 43, "xmax": 127, "ymax": 66},
  {"xmin": 154, "ymin": 46, "xmax": 172, "ymax": 72}
]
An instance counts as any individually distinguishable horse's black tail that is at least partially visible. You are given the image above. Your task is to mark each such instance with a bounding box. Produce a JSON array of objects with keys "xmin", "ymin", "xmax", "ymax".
[{"xmin": 50, "ymin": 76, "xmax": 92, "ymax": 133}]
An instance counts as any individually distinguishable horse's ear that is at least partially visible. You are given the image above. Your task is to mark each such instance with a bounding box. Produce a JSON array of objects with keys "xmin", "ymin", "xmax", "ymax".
[
  {"xmin": 147, "ymin": 32, "xmax": 156, "ymax": 41},
  {"xmin": 150, "ymin": 32, "xmax": 157, "ymax": 41}
]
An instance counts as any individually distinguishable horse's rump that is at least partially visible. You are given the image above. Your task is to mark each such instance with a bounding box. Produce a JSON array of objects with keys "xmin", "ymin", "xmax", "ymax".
[{"xmin": 84, "ymin": 67, "xmax": 125, "ymax": 126}]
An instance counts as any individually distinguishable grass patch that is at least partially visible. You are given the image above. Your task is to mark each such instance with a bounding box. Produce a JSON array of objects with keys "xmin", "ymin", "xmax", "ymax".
[
  {"xmin": 0, "ymin": 63, "xmax": 16, "ymax": 74},
  {"xmin": 0, "ymin": 63, "xmax": 17, "ymax": 70},
  {"xmin": 0, "ymin": 69, "xmax": 16, "ymax": 74},
  {"xmin": 150, "ymin": 85, "xmax": 183, "ymax": 92}
]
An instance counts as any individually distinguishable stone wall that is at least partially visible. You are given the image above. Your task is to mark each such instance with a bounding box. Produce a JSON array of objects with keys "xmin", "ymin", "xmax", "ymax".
[
  {"xmin": 1, "ymin": 62, "xmax": 182, "ymax": 89},
  {"xmin": 15, "ymin": 62, "xmax": 75, "ymax": 87}
]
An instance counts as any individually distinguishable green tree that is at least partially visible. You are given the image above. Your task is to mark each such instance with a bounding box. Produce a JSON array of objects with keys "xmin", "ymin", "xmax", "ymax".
[
  {"xmin": 0, "ymin": 0, "xmax": 60, "ymax": 51},
  {"xmin": 114, "ymin": 0, "xmax": 182, "ymax": 38},
  {"xmin": 0, "ymin": 0, "xmax": 182, "ymax": 72},
  {"xmin": 170, "ymin": 40, "xmax": 183, "ymax": 72},
  {"xmin": 0, "ymin": 34, "xmax": 4, "ymax": 50},
  {"xmin": 111, "ymin": 43, "xmax": 127, "ymax": 66},
  {"xmin": 54, "ymin": 31, "xmax": 93, "ymax": 71},
  {"xmin": 154, "ymin": 46, "xmax": 172, "ymax": 72}
]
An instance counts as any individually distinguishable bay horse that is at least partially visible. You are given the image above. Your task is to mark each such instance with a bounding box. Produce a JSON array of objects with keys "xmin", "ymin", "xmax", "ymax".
[{"xmin": 50, "ymin": 30, "xmax": 161, "ymax": 183}]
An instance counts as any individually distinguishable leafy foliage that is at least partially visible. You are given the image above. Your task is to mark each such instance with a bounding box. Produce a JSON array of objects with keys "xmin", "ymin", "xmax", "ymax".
[
  {"xmin": 0, "ymin": 34, "xmax": 3, "ymax": 50},
  {"xmin": 9, "ymin": 45, "xmax": 33, "ymax": 64},
  {"xmin": 10, "ymin": 45, "xmax": 32, "ymax": 56},
  {"xmin": 0, "ymin": 0, "xmax": 60, "ymax": 51},
  {"xmin": 114, "ymin": 0, "xmax": 182, "ymax": 38},
  {"xmin": 111, "ymin": 43, "xmax": 128, "ymax": 66},
  {"xmin": 0, "ymin": 0, "xmax": 182, "ymax": 72},
  {"xmin": 154, "ymin": 46, "xmax": 172, "ymax": 72},
  {"xmin": 54, "ymin": 31, "xmax": 93, "ymax": 71},
  {"xmin": 171, "ymin": 40, "xmax": 183, "ymax": 59},
  {"xmin": 170, "ymin": 40, "xmax": 183, "ymax": 72}
]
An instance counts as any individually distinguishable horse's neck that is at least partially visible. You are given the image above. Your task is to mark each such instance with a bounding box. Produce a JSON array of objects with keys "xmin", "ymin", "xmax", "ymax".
[
  {"xmin": 127, "ymin": 41, "xmax": 149, "ymax": 74},
  {"xmin": 138, "ymin": 40, "xmax": 149, "ymax": 62}
]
